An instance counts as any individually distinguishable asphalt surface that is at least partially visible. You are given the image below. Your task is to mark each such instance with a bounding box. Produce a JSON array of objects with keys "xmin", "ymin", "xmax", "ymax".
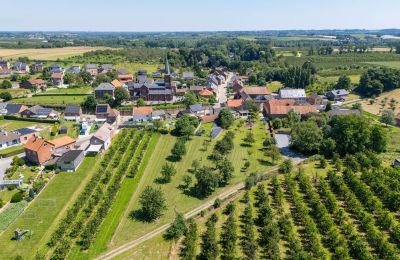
[
  {"xmin": 0, "ymin": 156, "xmax": 13, "ymax": 181},
  {"xmin": 274, "ymin": 133, "xmax": 305, "ymax": 162}
]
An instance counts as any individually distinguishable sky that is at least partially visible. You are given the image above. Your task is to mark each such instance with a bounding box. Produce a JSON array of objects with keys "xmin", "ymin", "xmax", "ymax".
[{"xmin": 0, "ymin": 0, "xmax": 399, "ymax": 31}]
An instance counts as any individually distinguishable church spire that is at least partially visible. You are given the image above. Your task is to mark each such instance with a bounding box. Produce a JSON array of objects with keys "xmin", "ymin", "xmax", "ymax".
[{"xmin": 165, "ymin": 57, "xmax": 170, "ymax": 75}]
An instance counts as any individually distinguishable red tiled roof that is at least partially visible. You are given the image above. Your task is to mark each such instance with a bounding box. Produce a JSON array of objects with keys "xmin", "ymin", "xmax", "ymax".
[
  {"xmin": 51, "ymin": 73, "xmax": 63, "ymax": 79},
  {"xmin": 199, "ymin": 89, "xmax": 214, "ymax": 97},
  {"xmin": 47, "ymin": 136, "xmax": 76, "ymax": 148},
  {"xmin": 111, "ymin": 79, "xmax": 123, "ymax": 87},
  {"xmin": 202, "ymin": 114, "xmax": 218, "ymax": 123},
  {"xmin": 227, "ymin": 99, "xmax": 245, "ymax": 108},
  {"xmin": 133, "ymin": 106, "xmax": 153, "ymax": 116},
  {"xmin": 241, "ymin": 87, "xmax": 271, "ymax": 95},
  {"xmin": 28, "ymin": 79, "xmax": 46, "ymax": 85},
  {"xmin": 24, "ymin": 137, "xmax": 47, "ymax": 152}
]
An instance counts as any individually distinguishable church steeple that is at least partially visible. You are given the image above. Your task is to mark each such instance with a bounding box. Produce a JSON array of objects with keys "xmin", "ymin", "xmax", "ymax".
[{"xmin": 165, "ymin": 57, "xmax": 170, "ymax": 75}]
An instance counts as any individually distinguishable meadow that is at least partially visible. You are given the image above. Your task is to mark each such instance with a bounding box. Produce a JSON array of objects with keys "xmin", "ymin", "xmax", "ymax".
[
  {"xmin": 364, "ymin": 61, "xmax": 400, "ymax": 69},
  {"xmin": 0, "ymin": 119, "xmax": 52, "ymax": 131},
  {"xmin": 11, "ymin": 94, "xmax": 87, "ymax": 106},
  {"xmin": 358, "ymin": 88, "xmax": 400, "ymax": 116},
  {"xmin": 0, "ymin": 47, "xmax": 111, "ymax": 60}
]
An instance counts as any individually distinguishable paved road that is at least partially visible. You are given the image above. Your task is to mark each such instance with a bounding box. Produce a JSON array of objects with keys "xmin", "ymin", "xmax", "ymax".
[
  {"xmin": 96, "ymin": 160, "xmax": 305, "ymax": 260},
  {"xmin": 274, "ymin": 133, "xmax": 305, "ymax": 162},
  {"xmin": 0, "ymin": 157, "xmax": 13, "ymax": 181},
  {"xmin": 216, "ymin": 73, "xmax": 233, "ymax": 104}
]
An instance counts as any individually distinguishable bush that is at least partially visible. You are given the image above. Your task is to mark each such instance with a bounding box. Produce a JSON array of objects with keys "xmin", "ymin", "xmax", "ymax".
[
  {"xmin": 213, "ymin": 198, "xmax": 222, "ymax": 208},
  {"xmin": 279, "ymin": 159, "xmax": 293, "ymax": 174},
  {"xmin": 10, "ymin": 192, "xmax": 24, "ymax": 203},
  {"xmin": 11, "ymin": 156, "xmax": 25, "ymax": 166}
]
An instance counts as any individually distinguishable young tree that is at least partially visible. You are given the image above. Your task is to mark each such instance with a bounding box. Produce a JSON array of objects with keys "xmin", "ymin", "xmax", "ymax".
[
  {"xmin": 220, "ymin": 212, "xmax": 238, "ymax": 260},
  {"xmin": 336, "ymin": 75, "xmax": 352, "ymax": 90},
  {"xmin": 161, "ymin": 163, "xmax": 177, "ymax": 183},
  {"xmin": 380, "ymin": 109, "xmax": 396, "ymax": 126},
  {"xmin": 136, "ymin": 98, "xmax": 145, "ymax": 107},
  {"xmin": 287, "ymin": 109, "xmax": 301, "ymax": 126},
  {"xmin": 164, "ymin": 213, "xmax": 187, "ymax": 240},
  {"xmin": 171, "ymin": 138, "xmax": 187, "ymax": 161},
  {"xmin": 265, "ymin": 144, "xmax": 281, "ymax": 164},
  {"xmin": 279, "ymin": 159, "xmax": 293, "ymax": 174},
  {"xmin": 244, "ymin": 131, "xmax": 255, "ymax": 145},
  {"xmin": 199, "ymin": 214, "xmax": 219, "ymax": 260},
  {"xmin": 0, "ymin": 92, "xmax": 12, "ymax": 101},
  {"xmin": 271, "ymin": 118, "xmax": 282, "ymax": 129},
  {"xmin": 180, "ymin": 219, "xmax": 198, "ymax": 260},
  {"xmin": 138, "ymin": 186, "xmax": 167, "ymax": 221},
  {"xmin": 217, "ymin": 108, "xmax": 235, "ymax": 129},
  {"xmin": 216, "ymin": 157, "xmax": 234, "ymax": 186},
  {"xmin": 113, "ymin": 87, "xmax": 130, "ymax": 107},
  {"xmin": 240, "ymin": 203, "xmax": 257, "ymax": 260}
]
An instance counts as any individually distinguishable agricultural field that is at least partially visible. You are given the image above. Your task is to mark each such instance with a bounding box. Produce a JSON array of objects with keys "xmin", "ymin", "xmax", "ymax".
[
  {"xmin": 0, "ymin": 47, "xmax": 111, "ymax": 60},
  {"xmin": 11, "ymin": 94, "xmax": 87, "ymax": 106},
  {"xmin": 0, "ymin": 156, "xmax": 97, "ymax": 259},
  {"xmin": 364, "ymin": 61, "xmax": 400, "ymax": 69},
  {"xmin": 318, "ymin": 74, "xmax": 361, "ymax": 84},
  {"xmin": 358, "ymin": 88, "xmax": 400, "ymax": 116},
  {"xmin": 0, "ymin": 119, "xmax": 52, "ymax": 131}
]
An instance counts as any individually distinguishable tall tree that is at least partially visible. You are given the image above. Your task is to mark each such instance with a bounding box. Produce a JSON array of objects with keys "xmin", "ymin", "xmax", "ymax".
[
  {"xmin": 180, "ymin": 219, "xmax": 198, "ymax": 260},
  {"xmin": 199, "ymin": 214, "xmax": 219, "ymax": 260},
  {"xmin": 336, "ymin": 75, "xmax": 352, "ymax": 90},
  {"xmin": 220, "ymin": 212, "xmax": 238, "ymax": 260},
  {"xmin": 240, "ymin": 202, "xmax": 257, "ymax": 260},
  {"xmin": 138, "ymin": 186, "xmax": 167, "ymax": 222}
]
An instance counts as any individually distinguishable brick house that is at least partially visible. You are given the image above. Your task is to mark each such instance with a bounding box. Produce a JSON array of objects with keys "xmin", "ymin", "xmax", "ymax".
[
  {"xmin": 21, "ymin": 79, "xmax": 47, "ymax": 91},
  {"xmin": 24, "ymin": 137, "xmax": 52, "ymax": 165},
  {"xmin": 85, "ymin": 64, "xmax": 98, "ymax": 76},
  {"xmin": 95, "ymin": 83, "xmax": 115, "ymax": 99},
  {"xmin": 50, "ymin": 73, "xmax": 63, "ymax": 87},
  {"xmin": 47, "ymin": 136, "xmax": 76, "ymax": 156}
]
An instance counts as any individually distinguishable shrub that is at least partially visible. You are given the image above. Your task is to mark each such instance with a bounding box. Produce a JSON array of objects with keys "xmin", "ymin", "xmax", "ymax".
[{"xmin": 10, "ymin": 192, "xmax": 24, "ymax": 203}]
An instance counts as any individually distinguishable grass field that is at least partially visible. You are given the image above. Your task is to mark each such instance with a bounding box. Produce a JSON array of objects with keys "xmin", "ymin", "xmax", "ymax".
[
  {"xmin": 109, "ymin": 120, "xmax": 274, "ymax": 250},
  {"xmin": 267, "ymin": 81, "xmax": 284, "ymax": 92},
  {"xmin": 11, "ymin": 94, "xmax": 87, "ymax": 106},
  {"xmin": 0, "ymin": 88, "xmax": 31, "ymax": 98},
  {"xmin": 0, "ymin": 47, "xmax": 111, "ymax": 60},
  {"xmin": 358, "ymin": 89, "xmax": 400, "ymax": 116},
  {"xmin": 364, "ymin": 61, "xmax": 400, "ymax": 69},
  {"xmin": 0, "ymin": 156, "xmax": 97, "ymax": 259},
  {"xmin": 318, "ymin": 74, "xmax": 361, "ymax": 84},
  {"xmin": 114, "ymin": 62, "xmax": 162, "ymax": 74},
  {"xmin": 0, "ymin": 119, "xmax": 52, "ymax": 131},
  {"xmin": 44, "ymin": 87, "xmax": 93, "ymax": 95}
]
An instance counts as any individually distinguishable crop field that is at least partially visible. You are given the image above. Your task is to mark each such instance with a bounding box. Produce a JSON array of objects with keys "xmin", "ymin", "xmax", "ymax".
[
  {"xmin": 318, "ymin": 74, "xmax": 361, "ymax": 84},
  {"xmin": 0, "ymin": 156, "xmax": 97, "ymax": 259},
  {"xmin": 0, "ymin": 46, "xmax": 111, "ymax": 60},
  {"xmin": 358, "ymin": 88, "xmax": 400, "ymax": 116},
  {"xmin": 11, "ymin": 94, "xmax": 87, "ymax": 106},
  {"xmin": 364, "ymin": 61, "xmax": 400, "ymax": 69}
]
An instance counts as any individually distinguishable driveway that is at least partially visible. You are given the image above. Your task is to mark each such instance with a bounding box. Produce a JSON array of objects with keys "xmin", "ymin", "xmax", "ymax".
[
  {"xmin": 217, "ymin": 73, "xmax": 233, "ymax": 104},
  {"xmin": 274, "ymin": 133, "xmax": 305, "ymax": 162},
  {"xmin": 0, "ymin": 157, "xmax": 13, "ymax": 181}
]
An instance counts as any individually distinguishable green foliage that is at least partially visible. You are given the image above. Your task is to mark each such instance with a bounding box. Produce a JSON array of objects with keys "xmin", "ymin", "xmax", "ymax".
[
  {"xmin": 139, "ymin": 186, "xmax": 167, "ymax": 222},
  {"xmin": 160, "ymin": 163, "xmax": 176, "ymax": 183},
  {"xmin": 0, "ymin": 92, "xmax": 12, "ymax": 101},
  {"xmin": 10, "ymin": 192, "xmax": 24, "ymax": 203},
  {"xmin": 217, "ymin": 108, "xmax": 235, "ymax": 129},
  {"xmin": 136, "ymin": 98, "xmax": 145, "ymax": 107},
  {"xmin": 82, "ymin": 95, "xmax": 97, "ymax": 112},
  {"xmin": 271, "ymin": 118, "xmax": 282, "ymax": 129},
  {"xmin": 380, "ymin": 109, "xmax": 396, "ymax": 126},
  {"xmin": 336, "ymin": 75, "xmax": 352, "ymax": 90},
  {"xmin": 290, "ymin": 121, "xmax": 323, "ymax": 154},
  {"xmin": 0, "ymin": 80, "xmax": 12, "ymax": 89},
  {"xmin": 220, "ymin": 211, "xmax": 238, "ymax": 260},
  {"xmin": 357, "ymin": 67, "xmax": 400, "ymax": 97},
  {"xmin": 174, "ymin": 114, "xmax": 199, "ymax": 138},
  {"xmin": 199, "ymin": 214, "xmax": 219, "ymax": 260},
  {"xmin": 194, "ymin": 166, "xmax": 220, "ymax": 198},
  {"xmin": 164, "ymin": 213, "xmax": 187, "ymax": 240},
  {"xmin": 170, "ymin": 138, "xmax": 187, "ymax": 161},
  {"xmin": 279, "ymin": 159, "xmax": 293, "ymax": 174},
  {"xmin": 180, "ymin": 219, "xmax": 198, "ymax": 260},
  {"xmin": 113, "ymin": 87, "xmax": 130, "ymax": 107},
  {"xmin": 283, "ymin": 66, "xmax": 311, "ymax": 89}
]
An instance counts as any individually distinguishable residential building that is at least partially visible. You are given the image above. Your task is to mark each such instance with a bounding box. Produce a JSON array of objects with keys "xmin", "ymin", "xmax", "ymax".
[
  {"xmin": 50, "ymin": 73, "xmax": 63, "ymax": 87},
  {"xmin": 89, "ymin": 123, "xmax": 114, "ymax": 151},
  {"xmin": 111, "ymin": 79, "xmax": 123, "ymax": 88},
  {"xmin": 14, "ymin": 128, "xmax": 37, "ymax": 144},
  {"xmin": 66, "ymin": 66, "xmax": 81, "ymax": 74},
  {"xmin": 0, "ymin": 60, "xmax": 10, "ymax": 70},
  {"xmin": 20, "ymin": 79, "xmax": 47, "ymax": 91},
  {"xmin": 95, "ymin": 83, "xmax": 115, "ymax": 99},
  {"xmin": 24, "ymin": 137, "xmax": 52, "ymax": 165},
  {"xmin": 57, "ymin": 150, "xmax": 85, "ymax": 172},
  {"xmin": 85, "ymin": 64, "xmax": 98, "ymax": 76},
  {"xmin": 226, "ymin": 99, "xmax": 245, "ymax": 109},
  {"xmin": 264, "ymin": 99, "xmax": 317, "ymax": 119},
  {"xmin": 99, "ymin": 64, "xmax": 113, "ymax": 74},
  {"xmin": 31, "ymin": 62, "xmax": 44, "ymax": 73},
  {"xmin": 95, "ymin": 104, "xmax": 120, "ymax": 124},
  {"xmin": 278, "ymin": 88, "xmax": 307, "ymax": 104},
  {"xmin": 190, "ymin": 86, "xmax": 204, "ymax": 94},
  {"xmin": 326, "ymin": 89, "xmax": 349, "ymax": 101},
  {"xmin": 239, "ymin": 87, "xmax": 271, "ymax": 100},
  {"xmin": 47, "ymin": 136, "xmax": 76, "ymax": 156},
  {"xmin": 20, "ymin": 105, "xmax": 59, "ymax": 119},
  {"xmin": 152, "ymin": 110, "xmax": 167, "ymax": 120},
  {"xmin": 0, "ymin": 131, "xmax": 21, "ymax": 150},
  {"xmin": 64, "ymin": 105, "xmax": 82, "ymax": 121},
  {"xmin": 189, "ymin": 104, "xmax": 205, "ymax": 116},
  {"xmin": 117, "ymin": 69, "xmax": 134, "ymax": 83},
  {"xmin": 49, "ymin": 64, "xmax": 63, "ymax": 74},
  {"xmin": 5, "ymin": 104, "xmax": 28, "ymax": 115},
  {"xmin": 307, "ymin": 93, "xmax": 324, "ymax": 105},
  {"xmin": 12, "ymin": 62, "xmax": 30, "ymax": 73},
  {"xmin": 199, "ymin": 89, "xmax": 215, "ymax": 98}
]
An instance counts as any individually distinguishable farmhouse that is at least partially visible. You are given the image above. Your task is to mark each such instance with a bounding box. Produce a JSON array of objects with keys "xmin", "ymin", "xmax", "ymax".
[
  {"xmin": 95, "ymin": 104, "xmax": 120, "ymax": 124},
  {"xmin": 326, "ymin": 89, "xmax": 349, "ymax": 101},
  {"xmin": 0, "ymin": 131, "xmax": 21, "ymax": 150},
  {"xmin": 95, "ymin": 83, "xmax": 115, "ymax": 99},
  {"xmin": 279, "ymin": 88, "xmax": 307, "ymax": 104},
  {"xmin": 64, "ymin": 105, "xmax": 82, "ymax": 121},
  {"xmin": 24, "ymin": 137, "xmax": 52, "ymax": 165},
  {"xmin": 57, "ymin": 150, "xmax": 85, "ymax": 172},
  {"xmin": 264, "ymin": 99, "xmax": 317, "ymax": 119},
  {"xmin": 20, "ymin": 79, "xmax": 47, "ymax": 91}
]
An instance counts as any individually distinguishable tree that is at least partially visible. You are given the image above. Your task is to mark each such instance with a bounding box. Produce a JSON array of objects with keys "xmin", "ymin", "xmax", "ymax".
[
  {"xmin": 1, "ymin": 80, "xmax": 12, "ymax": 89},
  {"xmin": 320, "ymin": 138, "xmax": 336, "ymax": 158},
  {"xmin": 220, "ymin": 212, "xmax": 238, "ymax": 260},
  {"xmin": 136, "ymin": 98, "xmax": 145, "ymax": 107},
  {"xmin": 79, "ymin": 71, "xmax": 93, "ymax": 84},
  {"xmin": 0, "ymin": 92, "xmax": 12, "ymax": 101},
  {"xmin": 164, "ymin": 213, "xmax": 187, "ymax": 240},
  {"xmin": 246, "ymin": 100, "xmax": 260, "ymax": 123},
  {"xmin": 271, "ymin": 118, "xmax": 282, "ymax": 129},
  {"xmin": 287, "ymin": 109, "xmax": 301, "ymax": 127},
  {"xmin": 113, "ymin": 87, "xmax": 130, "ymax": 107},
  {"xmin": 171, "ymin": 138, "xmax": 187, "ymax": 161},
  {"xmin": 244, "ymin": 131, "xmax": 255, "ymax": 145},
  {"xmin": 199, "ymin": 214, "xmax": 219, "ymax": 260},
  {"xmin": 161, "ymin": 163, "xmax": 177, "ymax": 183},
  {"xmin": 265, "ymin": 144, "xmax": 282, "ymax": 164},
  {"xmin": 217, "ymin": 108, "xmax": 235, "ymax": 129},
  {"xmin": 194, "ymin": 166, "xmax": 220, "ymax": 197},
  {"xmin": 380, "ymin": 109, "xmax": 396, "ymax": 126},
  {"xmin": 153, "ymin": 120, "xmax": 163, "ymax": 130},
  {"xmin": 336, "ymin": 75, "xmax": 352, "ymax": 90},
  {"xmin": 214, "ymin": 132, "xmax": 235, "ymax": 156},
  {"xmin": 290, "ymin": 121, "xmax": 323, "ymax": 154},
  {"xmin": 82, "ymin": 95, "xmax": 97, "ymax": 112},
  {"xmin": 180, "ymin": 219, "xmax": 197, "ymax": 260},
  {"xmin": 240, "ymin": 203, "xmax": 257, "ymax": 260},
  {"xmin": 11, "ymin": 192, "xmax": 24, "ymax": 203},
  {"xmin": 279, "ymin": 159, "xmax": 293, "ymax": 174},
  {"xmin": 370, "ymin": 125, "xmax": 387, "ymax": 153},
  {"xmin": 184, "ymin": 92, "xmax": 197, "ymax": 108},
  {"xmin": 325, "ymin": 101, "xmax": 332, "ymax": 112},
  {"xmin": 216, "ymin": 157, "xmax": 234, "ymax": 186},
  {"xmin": 138, "ymin": 186, "xmax": 167, "ymax": 222},
  {"xmin": 174, "ymin": 114, "xmax": 198, "ymax": 138}
]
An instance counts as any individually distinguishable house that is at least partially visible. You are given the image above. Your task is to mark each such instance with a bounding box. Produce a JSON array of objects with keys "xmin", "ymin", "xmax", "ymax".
[
  {"xmin": 24, "ymin": 137, "xmax": 52, "ymax": 165},
  {"xmin": 64, "ymin": 105, "xmax": 82, "ymax": 121},
  {"xmin": 117, "ymin": 69, "xmax": 134, "ymax": 83},
  {"xmin": 49, "ymin": 64, "xmax": 63, "ymax": 74},
  {"xmin": 151, "ymin": 110, "xmax": 167, "ymax": 120},
  {"xmin": 95, "ymin": 83, "xmax": 115, "ymax": 99},
  {"xmin": 5, "ymin": 104, "xmax": 28, "ymax": 115},
  {"xmin": 202, "ymin": 114, "xmax": 218, "ymax": 123},
  {"xmin": 111, "ymin": 79, "xmax": 123, "ymax": 88},
  {"xmin": 326, "ymin": 89, "xmax": 349, "ymax": 101},
  {"xmin": 307, "ymin": 93, "xmax": 324, "ymax": 105},
  {"xmin": 239, "ymin": 87, "xmax": 271, "ymax": 99},
  {"xmin": 189, "ymin": 104, "xmax": 205, "ymax": 116},
  {"xmin": 12, "ymin": 62, "xmax": 30, "ymax": 73},
  {"xmin": 85, "ymin": 64, "xmax": 98, "ymax": 76},
  {"xmin": 57, "ymin": 150, "xmax": 85, "ymax": 172},
  {"xmin": 232, "ymin": 79, "xmax": 244, "ymax": 93},
  {"xmin": 0, "ymin": 60, "xmax": 10, "ymax": 70},
  {"xmin": 132, "ymin": 106, "xmax": 153, "ymax": 121},
  {"xmin": 20, "ymin": 105, "xmax": 59, "ymax": 119},
  {"xmin": 47, "ymin": 136, "xmax": 76, "ymax": 156},
  {"xmin": 21, "ymin": 79, "xmax": 47, "ymax": 91},
  {"xmin": 14, "ymin": 128, "xmax": 38, "ymax": 144},
  {"xmin": 66, "ymin": 66, "xmax": 81, "ymax": 74},
  {"xmin": 264, "ymin": 99, "xmax": 317, "ymax": 119},
  {"xmin": 278, "ymin": 88, "xmax": 307, "ymax": 104},
  {"xmin": 0, "ymin": 131, "xmax": 21, "ymax": 150},
  {"xmin": 226, "ymin": 99, "xmax": 245, "ymax": 109},
  {"xmin": 199, "ymin": 89, "xmax": 215, "ymax": 98},
  {"xmin": 31, "ymin": 62, "xmax": 44, "ymax": 73},
  {"xmin": 50, "ymin": 73, "xmax": 63, "ymax": 87},
  {"xmin": 190, "ymin": 86, "xmax": 204, "ymax": 94},
  {"xmin": 95, "ymin": 104, "xmax": 120, "ymax": 124},
  {"xmin": 99, "ymin": 64, "xmax": 113, "ymax": 74},
  {"xmin": 182, "ymin": 71, "xmax": 195, "ymax": 80},
  {"xmin": 89, "ymin": 123, "xmax": 114, "ymax": 151}
]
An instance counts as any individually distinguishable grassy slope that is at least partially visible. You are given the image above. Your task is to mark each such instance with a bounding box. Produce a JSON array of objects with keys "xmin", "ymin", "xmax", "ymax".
[
  {"xmin": 0, "ymin": 156, "xmax": 97, "ymax": 259},
  {"xmin": 110, "ymin": 120, "xmax": 272, "ymax": 248},
  {"xmin": 0, "ymin": 119, "xmax": 52, "ymax": 131},
  {"xmin": 11, "ymin": 95, "xmax": 87, "ymax": 106}
]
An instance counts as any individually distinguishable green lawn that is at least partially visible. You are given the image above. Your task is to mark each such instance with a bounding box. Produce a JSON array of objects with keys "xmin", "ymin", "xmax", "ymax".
[
  {"xmin": 267, "ymin": 81, "xmax": 284, "ymax": 93},
  {"xmin": 318, "ymin": 74, "xmax": 361, "ymax": 84},
  {"xmin": 0, "ymin": 156, "xmax": 97, "ymax": 259},
  {"xmin": 11, "ymin": 95, "xmax": 87, "ymax": 106},
  {"xmin": 114, "ymin": 62, "xmax": 161, "ymax": 75},
  {"xmin": 364, "ymin": 61, "xmax": 400, "ymax": 69},
  {"xmin": 110, "ymin": 120, "xmax": 274, "ymax": 249},
  {"xmin": 44, "ymin": 87, "xmax": 93, "ymax": 95},
  {"xmin": 0, "ymin": 88, "xmax": 31, "ymax": 98},
  {"xmin": 0, "ymin": 119, "xmax": 52, "ymax": 131},
  {"xmin": 0, "ymin": 145, "xmax": 24, "ymax": 158}
]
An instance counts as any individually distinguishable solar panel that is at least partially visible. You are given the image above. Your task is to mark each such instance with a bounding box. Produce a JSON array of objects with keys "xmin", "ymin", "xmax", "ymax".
[{"xmin": 96, "ymin": 105, "xmax": 108, "ymax": 113}]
